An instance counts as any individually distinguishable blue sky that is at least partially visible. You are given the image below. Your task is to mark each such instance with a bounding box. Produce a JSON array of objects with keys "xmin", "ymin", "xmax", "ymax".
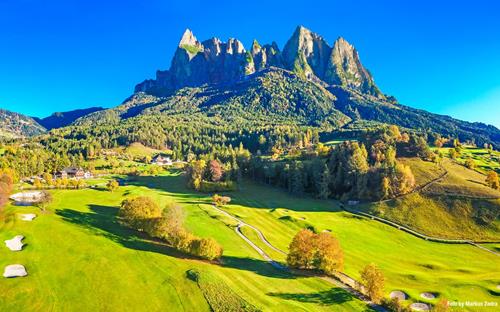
[{"xmin": 1, "ymin": 0, "xmax": 499, "ymax": 127}]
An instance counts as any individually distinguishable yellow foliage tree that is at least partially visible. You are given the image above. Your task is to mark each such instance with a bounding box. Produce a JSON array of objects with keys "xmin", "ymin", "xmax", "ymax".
[
  {"xmin": 486, "ymin": 171, "xmax": 499, "ymax": 190},
  {"xmin": 360, "ymin": 263, "xmax": 385, "ymax": 303}
]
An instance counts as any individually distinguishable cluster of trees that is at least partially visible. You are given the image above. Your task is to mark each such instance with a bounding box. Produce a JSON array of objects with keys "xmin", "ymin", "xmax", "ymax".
[
  {"xmin": 0, "ymin": 145, "xmax": 79, "ymax": 180},
  {"xmin": 0, "ymin": 169, "xmax": 14, "ymax": 208},
  {"xmin": 32, "ymin": 174, "xmax": 86, "ymax": 189},
  {"xmin": 185, "ymin": 145, "xmax": 251, "ymax": 192},
  {"xmin": 249, "ymin": 126, "xmax": 417, "ymax": 201},
  {"xmin": 119, "ymin": 197, "xmax": 223, "ymax": 260},
  {"xmin": 286, "ymin": 229, "xmax": 344, "ymax": 275},
  {"xmin": 40, "ymin": 112, "xmax": 317, "ymax": 161}
]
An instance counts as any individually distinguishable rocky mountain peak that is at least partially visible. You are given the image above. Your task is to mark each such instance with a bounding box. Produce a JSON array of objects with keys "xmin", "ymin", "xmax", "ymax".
[
  {"xmin": 178, "ymin": 29, "xmax": 199, "ymax": 47},
  {"xmin": 135, "ymin": 27, "xmax": 382, "ymax": 97},
  {"xmin": 282, "ymin": 25, "xmax": 331, "ymax": 79},
  {"xmin": 226, "ymin": 38, "xmax": 245, "ymax": 54},
  {"xmin": 324, "ymin": 36, "xmax": 382, "ymax": 97}
]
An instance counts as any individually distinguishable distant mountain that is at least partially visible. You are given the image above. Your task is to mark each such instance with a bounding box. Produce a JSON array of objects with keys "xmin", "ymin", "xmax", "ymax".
[
  {"xmin": 131, "ymin": 26, "xmax": 500, "ymax": 147},
  {"xmin": 33, "ymin": 106, "xmax": 104, "ymax": 130},
  {"xmin": 0, "ymin": 109, "xmax": 46, "ymax": 138}
]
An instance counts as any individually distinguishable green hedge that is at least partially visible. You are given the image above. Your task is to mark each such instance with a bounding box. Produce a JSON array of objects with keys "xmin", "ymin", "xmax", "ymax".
[{"xmin": 199, "ymin": 180, "xmax": 237, "ymax": 192}]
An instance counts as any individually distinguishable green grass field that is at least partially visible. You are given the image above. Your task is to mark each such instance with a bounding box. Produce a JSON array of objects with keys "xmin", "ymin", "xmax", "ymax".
[
  {"xmin": 369, "ymin": 157, "xmax": 500, "ymax": 240},
  {"xmin": 205, "ymin": 180, "xmax": 500, "ymax": 310},
  {"xmin": 0, "ymin": 172, "xmax": 371, "ymax": 311},
  {"xmin": 124, "ymin": 142, "xmax": 165, "ymax": 158},
  {"xmin": 433, "ymin": 147, "xmax": 500, "ymax": 174}
]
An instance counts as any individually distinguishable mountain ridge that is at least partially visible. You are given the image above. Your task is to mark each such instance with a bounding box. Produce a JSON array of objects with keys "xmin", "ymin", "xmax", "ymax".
[
  {"xmin": 0, "ymin": 109, "xmax": 46, "ymax": 138},
  {"xmin": 135, "ymin": 25, "xmax": 382, "ymax": 98},
  {"xmin": 33, "ymin": 106, "xmax": 105, "ymax": 130}
]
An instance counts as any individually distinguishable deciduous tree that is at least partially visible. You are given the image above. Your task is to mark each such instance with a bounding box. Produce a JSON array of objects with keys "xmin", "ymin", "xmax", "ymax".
[
  {"xmin": 119, "ymin": 196, "xmax": 161, "ymax": 230},
  {"xmin": 486, "ymin": 171, "xmax": 499, "ymax": 190},
  {"xmin": 360, "ymin": 263, "xmax": 385, "ymax": 303},
  {"xmin": 106, "ymin": 179, "xmax": 119, "ymax": 192},
  {"xmin": 209, "ymin": 159, "xmax": 223, "ymax": 182},
  {"xmin": 287, "ymin": 229, "xmax": 316, "ymax": 269}
]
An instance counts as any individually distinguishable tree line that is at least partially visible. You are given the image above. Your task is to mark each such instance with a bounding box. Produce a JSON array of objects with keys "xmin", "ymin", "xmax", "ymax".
[
  {"xmin": 247, "ymin": 125, "xmax": 422, "ymax": 201},
  {"xmin": 119, "ymin": 196, "xmax": 223, "ymax": 260}
]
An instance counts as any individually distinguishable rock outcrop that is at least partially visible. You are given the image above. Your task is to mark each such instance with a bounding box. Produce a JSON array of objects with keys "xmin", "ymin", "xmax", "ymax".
[{"xmin": 135, "ymin": 26, "xmax": 382, "ymax": 97}]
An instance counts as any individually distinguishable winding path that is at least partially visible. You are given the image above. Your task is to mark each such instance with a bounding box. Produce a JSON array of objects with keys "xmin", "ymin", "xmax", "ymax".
[{"xmin": 208, "ymin": 205, "xmax": 387, "ymax": 312}]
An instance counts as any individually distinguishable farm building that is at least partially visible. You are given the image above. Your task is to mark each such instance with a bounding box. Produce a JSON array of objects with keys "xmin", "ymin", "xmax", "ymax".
[
  {"xmin": 152, "ymin": 155, "xmax": 172, "ymax": 166},
  {"xmin": 56, "ymin": 167, "xmax": 92, "ymax": 179}
]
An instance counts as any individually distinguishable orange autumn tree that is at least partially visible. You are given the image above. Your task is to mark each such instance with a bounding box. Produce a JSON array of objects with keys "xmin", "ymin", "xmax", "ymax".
[{"xmin": 287, "ymin": 229, "xmax": 343, "ymax": 275}]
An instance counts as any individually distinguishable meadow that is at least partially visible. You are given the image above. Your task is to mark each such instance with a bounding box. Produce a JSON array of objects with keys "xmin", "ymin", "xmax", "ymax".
[
  {"xmin": 0, "ymin": 171, "xmax": 371, "ymax": 312},
  {"xmin": 369, "ymin": 157, "xmax": 500, "ymax": 240},
  {"xmin": 432, "ymin": 147, "xmax": 500, "ymax": 174},
  {"xmin": 214, "ymin": 180, "xmax": 500, "ymax": 309},
  {"xmin": 1, "ymin": 168, "xmax": 499, "ymax": 311}
]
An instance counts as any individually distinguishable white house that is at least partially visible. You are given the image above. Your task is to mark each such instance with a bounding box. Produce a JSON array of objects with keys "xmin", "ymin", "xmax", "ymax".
[{"xmin": 151, "ymin": 155, "xmax": 172, "ymax": 166}]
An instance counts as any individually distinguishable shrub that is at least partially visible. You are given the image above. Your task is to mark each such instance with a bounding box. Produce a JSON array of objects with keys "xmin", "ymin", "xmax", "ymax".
[
  {"xmin": 190, "ymin": 238, "xmax": 223, "ymax": 260},
  {"xmin": 199, "ymin": 181, "xmax": 237, "ymax": 192},
  {"xmin": 212, "ymin": 194, "xmax": 231, "ymax": 207},
  {"xmin": 106, "ymin": 179, "xmax": 119, "ymax": 192},
  {"xmin": 381, "ymin": 297, "xmax": 411, "ymax": 312}
]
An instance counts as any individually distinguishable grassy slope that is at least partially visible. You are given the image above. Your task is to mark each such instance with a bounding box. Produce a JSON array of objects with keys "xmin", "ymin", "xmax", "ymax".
[
  {"xmin": 124, "ymin": 142, "xmax": 164, "ymax": 158},
  {"xmin": 426, "ymin": 159, "xmax": 500, "ymax": 198},
  {"xmin": 214, "ymin": 180, "xmax": 500, "ymax": 310},
  {"xmin": 0, "ymin": 172, "xmax": 370, "ymax": 312},
  {"xmin": 368, "ymin": 158, "xmax": 500, "ymax": 240},
  {"xmin": 433, "ymin": 147, "xmax": 500, "ymax": 174}
]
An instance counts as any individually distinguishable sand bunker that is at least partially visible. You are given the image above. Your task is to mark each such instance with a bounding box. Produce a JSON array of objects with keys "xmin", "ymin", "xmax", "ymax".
[
  {"xmin": 410, "ymin": 302, "xmax": 430, "ymax": 311},
  {"xmin": 420, "ymin": 292, "xmax": 436, "ymax": 300},
  {"xmin": 10, "ymin": 191, "xmax": 43, "ymax": 203},
  {"xmin": 3, "ymin": 264, "xmax": 27, "ymax": 278},
  {"xmin": 19, "ymin": 214, "xmax": 37, "ymax": 221},
  {"xmin": 390, "ymin": 290, "xmax": 408, "ymax": 300},
  {"xmin": 5, "ymin": 235, "xmax": 24, "ymax": 251}
]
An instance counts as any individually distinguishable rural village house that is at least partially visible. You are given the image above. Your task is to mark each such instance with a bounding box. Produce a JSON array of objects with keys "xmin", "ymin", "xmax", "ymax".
[
  {"xmin": 151, "ymin": 155, "xmax": 172, "ymax": 166},
  {"xmin": 55, "ymin": 167, "xmax": 93, "ymax": 179}
]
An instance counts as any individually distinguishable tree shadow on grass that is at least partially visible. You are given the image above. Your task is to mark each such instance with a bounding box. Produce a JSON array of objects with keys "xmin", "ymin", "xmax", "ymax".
[
  {"xmin": 267, "ymin": 287, "xmax": 353, "ymax": 305},
  {"xmin": 55, "ymin": 204, "xmax": 292, "ymax": 279},
  {"xmin": 126, "ymin": 174, "xmax": 342, "ymax": 212}
]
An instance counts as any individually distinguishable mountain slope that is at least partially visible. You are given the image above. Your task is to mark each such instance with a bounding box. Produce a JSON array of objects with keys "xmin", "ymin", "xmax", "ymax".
[
  {"xmin": 131, "ymin": 26, "xmax": 500, "ymax": 147},
  {"xmin": 77, "ymin": 68, "xmax": 350, "ymax": 128},
  {"xmin": 0, "ymin": 109, "xmax": 46, "ymax": 138},
  {"xmin": 331, "ymin": 86, "xmax": 500, "ymax": 147},
  {"xmin": 33, "ymin": 106, "xmax": 104, "ymax": 130}
]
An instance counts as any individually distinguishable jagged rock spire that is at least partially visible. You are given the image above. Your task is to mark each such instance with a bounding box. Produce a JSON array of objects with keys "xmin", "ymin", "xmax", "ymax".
[
  {"xmin": 178, "ymin": 29, "xmax": 199, "ymax": 47},
  {"xmin": 136, "ymin": 26, "xmax": 382, "ymax": 97}
]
